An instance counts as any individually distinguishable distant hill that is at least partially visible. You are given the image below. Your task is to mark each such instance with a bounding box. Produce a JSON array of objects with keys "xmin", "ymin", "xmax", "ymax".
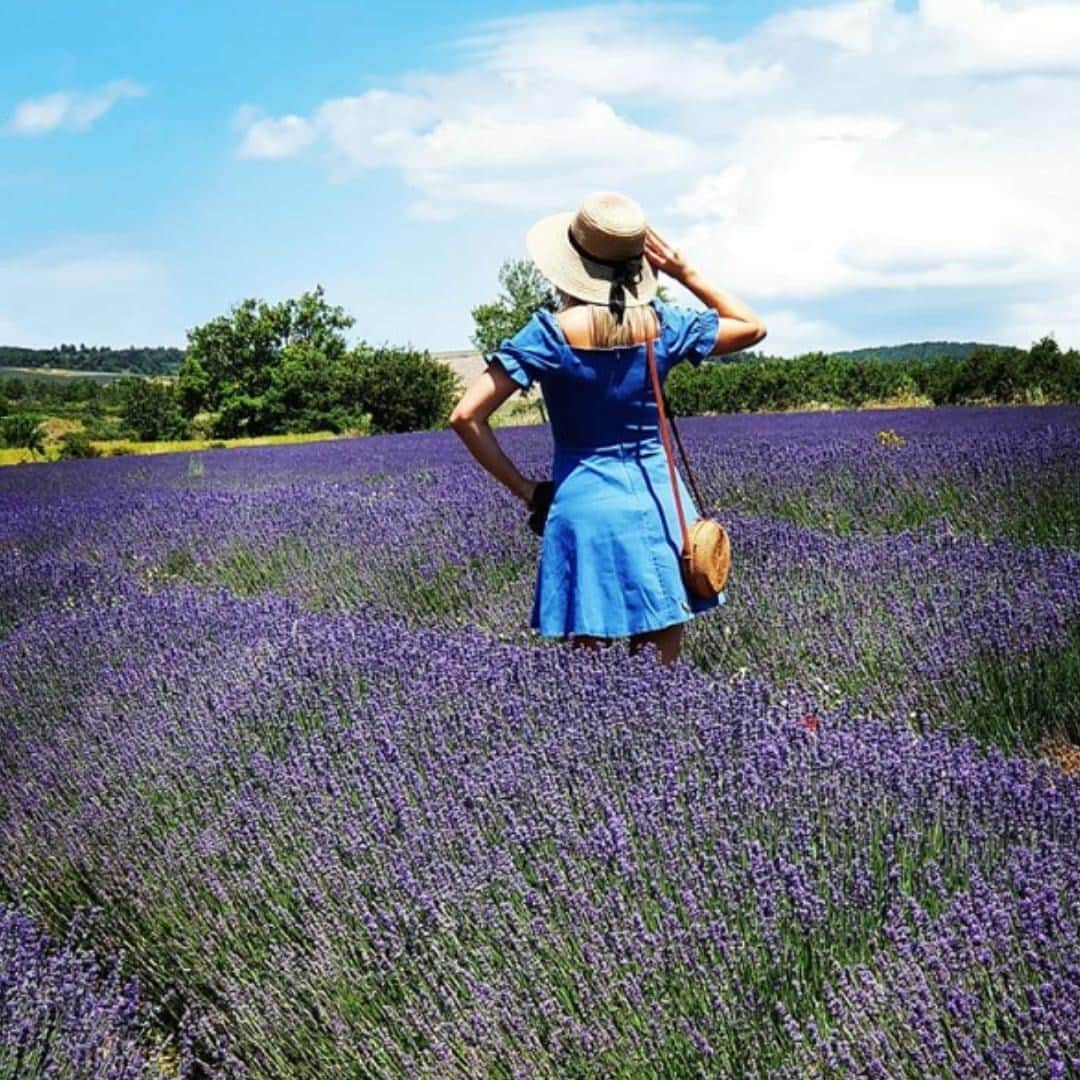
[
  {"xmin": 0, "ymin": 345, "xmax": 185, "ymax": 376},
  {"xmin": 732, "ymin": 340, "xmax": 1007, "ymax": 364},
  {"xmin": 829, "ymin": 341, "xmax": 1001, "ymax": 362}
]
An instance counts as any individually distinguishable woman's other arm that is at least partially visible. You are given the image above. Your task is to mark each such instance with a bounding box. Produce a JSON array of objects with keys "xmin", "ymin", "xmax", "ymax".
[
  {"xmin": 449, "ymin": 364, "xmax": 539, "ymax": 506},
  {"xmin": 644, "ymin": 226, "xmax": 767, "ymax": 355}
]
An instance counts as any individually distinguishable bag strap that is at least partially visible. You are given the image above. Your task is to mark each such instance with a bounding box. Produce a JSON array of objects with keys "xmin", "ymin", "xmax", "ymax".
[
  {"xmin": 667, "ymin": 409, "xmax": 707, "ymax": 516},
  {"xmin": 646, "ymin": 336, "xmax": 692, "ymax": 557}
]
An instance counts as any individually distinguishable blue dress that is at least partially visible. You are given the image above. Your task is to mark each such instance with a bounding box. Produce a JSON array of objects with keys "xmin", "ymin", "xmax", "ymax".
[{"xmin": 488, "ymin": 298, "xmax": 727, "ymax": 639}]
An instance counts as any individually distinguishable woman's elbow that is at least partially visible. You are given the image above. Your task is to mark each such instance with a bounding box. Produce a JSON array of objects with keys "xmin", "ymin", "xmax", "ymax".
[
  {"xmin": 448, "ymin": 405, "xmax": 482, "ymax": 432},
  {"xmin": 751, "ymin": 320, "xmax": 767, "ymax": 346}
]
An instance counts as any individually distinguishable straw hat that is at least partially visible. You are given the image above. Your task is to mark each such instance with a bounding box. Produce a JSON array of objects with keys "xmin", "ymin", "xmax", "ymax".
[{"xmin": 526, "ymin": 191, "xmax": 658, "ymax": 314}]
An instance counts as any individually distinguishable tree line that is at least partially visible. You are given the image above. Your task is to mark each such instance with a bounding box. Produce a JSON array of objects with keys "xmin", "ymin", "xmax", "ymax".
[
  {"xmin": 0, "ymin": 344, "xmax": 184, "ymax": 376},
  {"xmin": 664, "ymin": 336, "xmax": 1078, "ymax": 415},
  {"xmin": 1, "ymin": 263, "xmax": 1076, "ymax": 460},
  {"xmin": 0, "ymin": 286, "xmax": 464, "ymax": 453}
]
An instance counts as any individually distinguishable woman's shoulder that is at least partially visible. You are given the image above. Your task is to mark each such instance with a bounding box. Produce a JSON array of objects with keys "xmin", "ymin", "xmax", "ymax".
[
  {"xmin": 551, "ymin": 305, "xmax": 592, "ymax": 348},
  {"xmin": 509, "ymin": 307, "xmax": 566, "ymax": 358},
  {"xmin": 653, "ymin": 298, "xmax": 720, "ymax": 365},
  {"xmin": 486, "ymin": 307, "xmax": 566, "ymax": 390}
]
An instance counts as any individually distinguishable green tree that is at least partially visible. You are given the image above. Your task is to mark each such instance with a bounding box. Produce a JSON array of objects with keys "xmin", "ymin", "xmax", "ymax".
[
  {"xmin": 1, "ymin": 378, "xmax": 26, "ymax": 402},
  {"xmin": 470, "ymin": 258, "xmax": 559, "ymax": 355},
  {"xmin": 116, "ymin": 377, "xmax": 187, "ymax": 442},
  {"xmin": 177, "ymin": 286, "xmax": 354, "ymax": 437},
  {"xmin": 56, "ymin": 431, "xmax": 100, "ymax": 459}
]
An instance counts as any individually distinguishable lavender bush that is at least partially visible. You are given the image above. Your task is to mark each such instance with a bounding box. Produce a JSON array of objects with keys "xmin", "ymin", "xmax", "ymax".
[
  {"xmin": 1, "ymin": 404, "xmax": 1077, "ymax": 1075},
  {"xmin": 4, "ymin": 406, "xmax": 1075, "ymax": 749},
  {"xmin": 0, "ymin": 901, "xmax": 207, "ymax": 1077},
  {"xmin": 3, "ymin": 583, "xmax": 1078, "ymax": 1075}
]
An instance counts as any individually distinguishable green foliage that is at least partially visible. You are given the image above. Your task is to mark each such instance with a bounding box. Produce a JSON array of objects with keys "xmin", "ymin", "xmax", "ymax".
[
  {"xmin": 179, "ymin": 287, "xmax": 352, "ymax": 438},
  {"xmin": 56, "ymin": 431, "xmax": 100, "ymax": 459},
  {"xmin": 115, "ymin": 376, "xmax": 187, "ymax": 442},
  {"xmin": 0, "ymin": 413, "xmax": 46, "ymax": 455},
  {"xmin": 177, "ymin": 286, "xmax": 454, "ymax": 438},
  {"xmin": 0, "ymin": 377, "xmax": 26, "ymax": 401},
  {"xmin": 948, "ymin": 628, "xmax": 1080, "ymax": 751},
  {"xmin": 342, "ymin": 345, "xmax": 462, "ymax": 435},
  {"xmin": 178, "ymin": 286, "xmax": 357, "ymax": 438},
  {"xmin": 471, "ymin": 258, "xmax": 560, "ymax": 356},
  {"xmin": 666, "ymin": 336, "xmax": 1080, "ymax": 416}
]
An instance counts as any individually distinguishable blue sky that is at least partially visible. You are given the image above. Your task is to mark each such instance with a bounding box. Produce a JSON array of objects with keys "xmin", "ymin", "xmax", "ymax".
[{"xmin": 2, "ymin": 0, "xmax": 1078, "ymax": 355}]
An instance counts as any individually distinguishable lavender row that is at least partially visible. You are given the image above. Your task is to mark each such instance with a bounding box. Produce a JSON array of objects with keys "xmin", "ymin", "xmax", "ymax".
[
  {"xmin": 2, "ymin": 584, "xmax": 1077, "ymax": 1074},
  {"xmin": 3, "ymin": 405, "xmax": 1077, "ymax": 550},
  {"xmin": 11, "ymin": 458, "xmax": 1076, "ymax": 749},
  {"xmin": 779, "ymin": 841, "xmax": 1080, "ymax": 1078},
  {"xmin": 3, "ymin": 451, "xmax": 1077, "ymax": 751}
]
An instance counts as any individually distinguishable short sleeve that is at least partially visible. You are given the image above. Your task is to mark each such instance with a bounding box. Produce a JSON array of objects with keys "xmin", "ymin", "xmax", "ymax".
[
  {"xmin": 658, "ymin": 301, "xmax": 720, "ymax": 367},
  {"xmin": 485, "ymin": 310, "xmax": 564, "ymax": 392}
]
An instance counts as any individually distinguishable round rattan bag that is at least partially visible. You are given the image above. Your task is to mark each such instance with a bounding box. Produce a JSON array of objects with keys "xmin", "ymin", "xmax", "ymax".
[{"xmin": 682, "ymin": 518, "xmax": 731, "ymax": 599}]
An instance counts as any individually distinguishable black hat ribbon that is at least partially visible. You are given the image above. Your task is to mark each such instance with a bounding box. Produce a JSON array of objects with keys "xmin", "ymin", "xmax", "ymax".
[{"xmin": 566, "ymin": 226, "xmax": 644, "ymax": 325}]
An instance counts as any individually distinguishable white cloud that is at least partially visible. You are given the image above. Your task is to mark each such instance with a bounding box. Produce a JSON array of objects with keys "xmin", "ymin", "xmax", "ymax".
[
  {"xmin": 740, "ymin": 308, "xmax": 860, "ymax": 357},
  {"xmin": 227, "ymin": 0, "xmax": 1080, "ymax": 348},
  {"xmin": 454, "ymin": 3, "xmax": 785, "ymax": 102},
  {"xmin": 911, "ymin": 0, "xmax": 1080, "ymax": 76},
  {"xmin": 236, "ymin": 81, "xmax": 699, "ymax": 215},
  {"xmin": 235, "ymin": 108, "xmax": 316, "ymax": 159},
  {"xmin": 5, "ymin": 80, "xmax": 146, "ymax": 135},
  {"xmin": 668, "ymin": 102, "xmax": 1077, "ymax": 303},
  {"xmin": 762, "ymin": 0, "xmax": 891, "ymax": 55},
  {"xmin": 996, "ymin": 275, "xmax": 1080, "ymax": 350},
  {"xmin": 760, "ymin": 0, "xmax": 1080, "ymax": 75}
]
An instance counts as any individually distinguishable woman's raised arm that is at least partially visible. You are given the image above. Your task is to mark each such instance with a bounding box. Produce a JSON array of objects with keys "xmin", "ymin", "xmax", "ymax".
[{"xmin": 644, "ymin": 226, "xmax": 767, "ymax": 356}]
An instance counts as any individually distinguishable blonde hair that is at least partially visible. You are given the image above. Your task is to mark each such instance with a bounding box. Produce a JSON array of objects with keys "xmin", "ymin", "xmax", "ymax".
[{"xmin": 557, "ymin": 289, "xmax": 659, "ymax": 348}]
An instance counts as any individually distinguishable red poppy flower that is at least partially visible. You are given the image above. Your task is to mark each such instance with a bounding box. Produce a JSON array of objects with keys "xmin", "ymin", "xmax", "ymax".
[{"xmin": 800, "ymin": 714, "xmax": 819, "ymax": 734}]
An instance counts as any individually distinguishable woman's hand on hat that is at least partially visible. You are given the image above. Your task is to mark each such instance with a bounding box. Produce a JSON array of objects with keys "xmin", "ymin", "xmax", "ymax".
[{"xmin": 644, "ymin": 226, "xmax": 692, "ymax": 282}]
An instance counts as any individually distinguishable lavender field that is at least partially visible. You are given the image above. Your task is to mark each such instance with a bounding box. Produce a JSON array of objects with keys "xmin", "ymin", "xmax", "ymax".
[{"xmin": 2, "ymin": 404, "xmax": 1078, "ymax": 1077}]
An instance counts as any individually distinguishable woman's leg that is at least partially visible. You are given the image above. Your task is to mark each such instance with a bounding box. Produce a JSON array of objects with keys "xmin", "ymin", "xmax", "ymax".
[
  {"xmin": 569, "ymin": 626, "xmax": 684, "ymax": 666},
  {"xmin": 629, "ymin": 623, "xmax": 684, "ymax": 667},
  {"xmin": 570, "ymin": 634, "xmax": 613, "ymax": 654}
]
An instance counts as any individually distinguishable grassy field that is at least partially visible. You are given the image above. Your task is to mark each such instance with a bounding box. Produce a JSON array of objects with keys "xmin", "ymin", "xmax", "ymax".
[
  {"xmin": 0, "ymin": 394, "xmax": 549, "ymax": 465},
  {"xmin": 0, "ymin": 428, "xmax": 348, "ymax": 465},
  {"xmin": 0, "ymin": 365, "xmax": 148, "ymax": 383}
]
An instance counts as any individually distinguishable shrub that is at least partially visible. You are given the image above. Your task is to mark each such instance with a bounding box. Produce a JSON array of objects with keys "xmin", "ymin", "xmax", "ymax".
[
  {"xmin": 116, "ymin": 377, "xmax": 187, "ymax": 442},
  {"xmin": 186, "ymin": 412, "xmax": 219, "ymax": 440},
  {"xmin": 0, "ymin": 412, "xmax": 46, "ymax": 455},
  {"xmin": 342, "ymin": 345, "xmax": 462, "ymax": 434},
  {"xmin": 56, "ymin": 431, "xmax": 100, "ymax": 459}
]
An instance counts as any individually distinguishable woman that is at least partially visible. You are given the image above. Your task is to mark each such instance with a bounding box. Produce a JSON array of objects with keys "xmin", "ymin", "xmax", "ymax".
[{"xmin": 450, "ymin": 191, "xmax": 766, "ymax": 666}]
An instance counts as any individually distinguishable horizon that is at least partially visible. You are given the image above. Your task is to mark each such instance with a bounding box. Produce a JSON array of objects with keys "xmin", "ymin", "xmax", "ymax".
[
  {"xmin": 3, "ymin": 0, "xmax": 1079, "ymax": 357},
  {"xmin": 0, "ymin": 334, "xmax": 1018, "ymax": 364}
]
